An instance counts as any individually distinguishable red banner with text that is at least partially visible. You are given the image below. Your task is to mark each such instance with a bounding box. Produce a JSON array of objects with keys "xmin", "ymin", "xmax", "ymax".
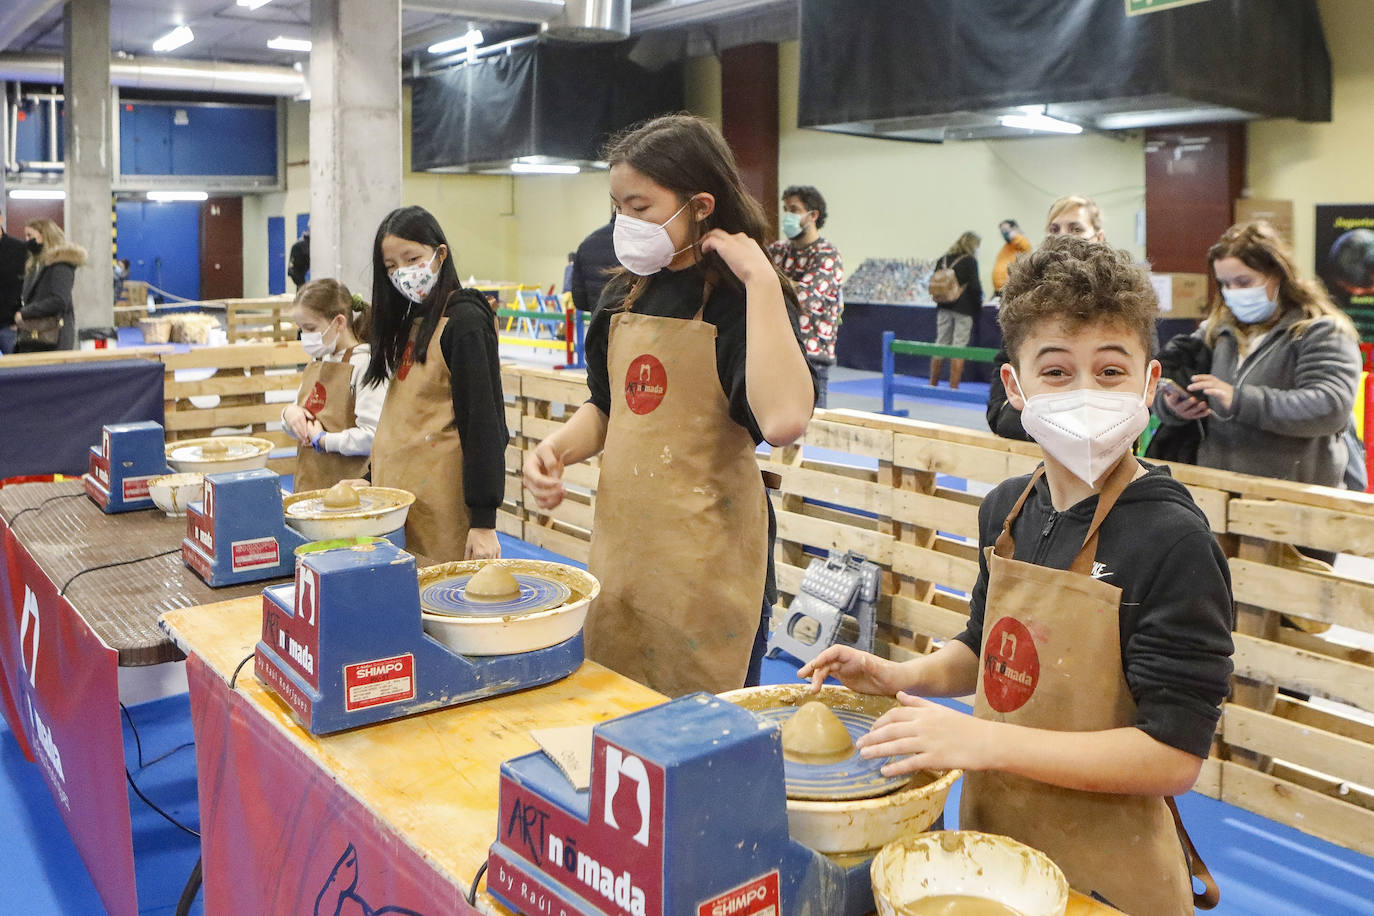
[
  {"xmin": 187, "ymin": 653, "xmax": 483, "ymax": 915},
  {"xmin": 1, "ymin": 525, "xmax": 138, "ymax": 916},
  {"xmin": 0, "ymin": 518, "xmax": 34, "ymax": 760}
]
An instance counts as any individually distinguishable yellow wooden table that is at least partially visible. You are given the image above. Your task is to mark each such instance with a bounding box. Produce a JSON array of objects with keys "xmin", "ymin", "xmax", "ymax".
[{"xmin": 162, "ymin": 596, "xmax": 1116, "ymax": 915}]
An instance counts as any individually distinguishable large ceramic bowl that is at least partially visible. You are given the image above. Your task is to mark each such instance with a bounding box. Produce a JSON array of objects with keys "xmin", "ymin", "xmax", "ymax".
[
  {"xmin": 147, "ymin": 472, "xmax": 205, "ymax": 517},
  {"xmin": 719, "ymin": 684, "xmax": 960, "ymax": 855},
  {"xmin": 417, "ymin": 559, "xmax": 599, "ymax": 656},
  {"xmin": 871, "ymin": 831, "xmax": 1068, "ymax": 916},
  {"xmin": 281, "ymin": 486, "xmax": 415, "ymax": 540},
  {"xmin": 165, "ymin": 436, "xmax": 274, "ymax": 473}
]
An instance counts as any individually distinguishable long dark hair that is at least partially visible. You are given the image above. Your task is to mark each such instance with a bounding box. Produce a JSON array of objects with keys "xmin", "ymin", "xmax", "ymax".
[
  {"xmin": 602, "ymin": 113, "xmax": 799, "ymax": 313},
  {"xmin": 364, "ymin": 205, "xmax": 464, "ymax": 386}
]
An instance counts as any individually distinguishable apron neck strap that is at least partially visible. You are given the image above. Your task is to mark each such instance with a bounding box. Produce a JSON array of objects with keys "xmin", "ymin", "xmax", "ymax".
[
  {"xmin": 992, "ymin": 456, "xmax": 1140, "ymax": 572},
  {"xmin": 993, "ymin": 465, "xmax": 1046, "ymax": 558},
  {"xmin": 340, "ymin": 345, "xmax": 356, "ymax": 363},
  {"xmin": 1069, "ymin": 455, "xmax": 1139, "ymax": 575}
]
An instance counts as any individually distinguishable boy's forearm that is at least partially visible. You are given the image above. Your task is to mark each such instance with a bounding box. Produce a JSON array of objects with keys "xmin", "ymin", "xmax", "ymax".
[
  {"xmin": 984, "ymin": 722, "xmax": 1203, "ymax": 796},
  {"xmin": 895, "ymin": 640, "xmax": 979, "ymax": 697}
]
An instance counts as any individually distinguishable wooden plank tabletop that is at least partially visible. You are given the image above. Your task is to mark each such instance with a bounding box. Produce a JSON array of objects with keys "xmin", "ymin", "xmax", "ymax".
[
  {"xmin": 0, "ymin": 480, "xmax": 279, "ymax": 666},
  {"xmin": 160, "ymin": 596, "xmax": 665, "ymax": 913}
]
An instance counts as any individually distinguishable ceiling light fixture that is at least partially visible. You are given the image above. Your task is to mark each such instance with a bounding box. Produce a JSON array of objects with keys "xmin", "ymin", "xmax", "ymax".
[
  {"xmin": 267, "ymin": 37, "xmax": 312, "ymax": 53},
  {"xmin": 152, "ymin": 26, "xmax": 195, "ymax": 53},
  {"xmin": 8, "ymin": 188, "xmax": 65, "ymax": 200},
  {"xmin": 236, "ymin": 0, "xmax": 276, "ymax": 10},
  {"xmin": 510, "ymin": 162, "xmax": 581, "ymax": 175},
  {"xmin": 147, "ymin": 190, "xmax": 209, "ymax": 202},
  {"xmin": 998, "ymin": 105, "xmax": 1082, "ymax": 135},
  {"xmin": 428, "ymin": 29, "xmax": 484, "ymax": 55}
]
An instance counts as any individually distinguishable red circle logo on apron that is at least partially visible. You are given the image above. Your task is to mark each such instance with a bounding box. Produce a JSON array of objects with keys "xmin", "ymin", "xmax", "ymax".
[
  {"xmin": 303, "ymin": 381, "xmax": 327, "ymax": 414},
  {"xmin": 624, "ymin": 354, "xmax": 667, "ymax": 415},
  {"xmin": 983, "ymin": 616, "xmax": 1040, "ymax": 713},
  {"xmin": 397, "ymin": 340, "xmax": 415, "ymax": 380}
]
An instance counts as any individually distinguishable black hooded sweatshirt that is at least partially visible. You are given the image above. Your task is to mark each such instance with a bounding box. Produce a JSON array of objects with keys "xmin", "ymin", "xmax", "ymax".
[{"xmin": 955, "ymin": 461, "xmax": 1235, "ymax": 759}]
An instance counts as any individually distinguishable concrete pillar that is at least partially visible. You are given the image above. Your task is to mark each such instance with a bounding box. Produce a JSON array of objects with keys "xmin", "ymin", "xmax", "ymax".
[
  {"xmin": 64, "ymin": 0, "xmax": 113, "ymax": 334},
  {"xmin": 310, "ymin": 0, "xmax": 403, "ymax": 297}
]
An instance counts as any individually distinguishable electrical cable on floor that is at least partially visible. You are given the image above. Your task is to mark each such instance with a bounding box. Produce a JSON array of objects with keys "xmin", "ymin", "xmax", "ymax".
[
  {"xmin": 125, "ymin": 767, "xmax": 200, "ymax": 838},
  {"xmin": 5, "ymin": 492, "xmax": 86, "ymax": 525},
  {"xmin": 467, "ymin": 860, "xmax": 488, "ymax": 906},
  {"xmin": 175, "ymin": 857, "xmax": 202, "ymax": 916},
  {"xmin": 119, "ymin": 702, "xmax": 145, "ymax": 768},
  {"xmin": 139, "ymin": 740, "xmax": 196, "ymax": 770},
  {"xmin": 59, "ymin": 547, "xmax": 182, "ymax": 595}
]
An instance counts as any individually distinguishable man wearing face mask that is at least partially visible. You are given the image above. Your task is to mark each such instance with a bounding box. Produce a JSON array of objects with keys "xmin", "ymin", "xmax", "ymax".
[
  {"xmin": 991, "ymin": 218, "xmax": 1032, "ymax": 296},
  {"xmin": 769, "ymin": 185, "xmax": 844, "ymax": 407}
]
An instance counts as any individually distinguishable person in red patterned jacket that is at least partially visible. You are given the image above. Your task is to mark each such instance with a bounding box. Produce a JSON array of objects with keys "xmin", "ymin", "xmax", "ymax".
[{"xmin": 769, "ymin": 185, "xmax": 844, "ymax": 406}]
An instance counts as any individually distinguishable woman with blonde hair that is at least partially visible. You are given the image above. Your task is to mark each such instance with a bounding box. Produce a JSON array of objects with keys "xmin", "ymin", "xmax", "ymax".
[
  {"xmin": 16, "ymin": 218, "xmax": 84, "ymax": 351},
  {"xmin": 1154, "ymin": 220, "xmax": 1361, "ymax": 491},
  {"xmin": 1045, "ymin": 194, "xmax": 1105, "ymax": 243},
  {"xmin": 929, "ymin": 230, "xmax": 983, "ymax": 389}
]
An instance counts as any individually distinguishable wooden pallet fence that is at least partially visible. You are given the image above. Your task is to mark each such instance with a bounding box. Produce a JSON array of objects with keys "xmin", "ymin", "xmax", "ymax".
[
  {"xmin": 161, "ymin": 342, "xmax": 308, "ymax": 475},
  {"xmin": 513, "ymin": 368, "xmax": 598, "ymax": 564},
  {"xmin": 226, "ymin": 297, "xmax": 297, "ymax": 343}
]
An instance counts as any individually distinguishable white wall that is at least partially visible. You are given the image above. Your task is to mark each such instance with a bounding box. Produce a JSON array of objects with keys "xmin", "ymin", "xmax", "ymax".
[{"xmin": 241, "ymin": 99, "xmax": 311, "ymax": 299}]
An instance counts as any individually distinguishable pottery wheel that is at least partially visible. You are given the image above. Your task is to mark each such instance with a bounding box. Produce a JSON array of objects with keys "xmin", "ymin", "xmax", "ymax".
[
  {"xmin": 420, "ymin": 572, "xmax": 571, "ymax": 618},
  {"xmin": 285, "ymin": 492, "xmax": 401, "ymax": 518},
  {"xmin": 168, "ymin": 441, "xmax": 261, "ymax": 462},
  {"xmin": 754, "ymin": 706, "xmax": 910, "ymax": 801}
]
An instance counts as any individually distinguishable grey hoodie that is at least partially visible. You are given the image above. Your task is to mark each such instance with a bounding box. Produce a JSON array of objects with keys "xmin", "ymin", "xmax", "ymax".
[{"xmin": 1154, "ymin": 309, "xmax": 1361, "ymax": 487}]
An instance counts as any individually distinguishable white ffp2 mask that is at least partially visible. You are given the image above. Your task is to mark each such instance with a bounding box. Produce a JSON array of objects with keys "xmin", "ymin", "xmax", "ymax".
[
  {"xmin": 1010, "ymin": 368, "xmax": 1151, "ymax": 485},
  {"xmin": 613, "ymin": 202, "xmax": 691, "ymax": 276}
]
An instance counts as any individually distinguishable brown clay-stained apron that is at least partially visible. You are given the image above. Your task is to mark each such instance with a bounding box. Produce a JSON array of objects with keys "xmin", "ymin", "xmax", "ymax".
[
  {"xmin": 371, "ymin": 317, "xmax": 469, "ymax": 563},
  {"xmin": 584, "ymin": 306, "xmax": 768, "ymax": 697},
  {"xmin": 292, "ymin": 347, "xmax": 370, "ymax": 493},
  {"xmin": 961, "ymin": 456, "xmax": 1199, "ymax": 916}
]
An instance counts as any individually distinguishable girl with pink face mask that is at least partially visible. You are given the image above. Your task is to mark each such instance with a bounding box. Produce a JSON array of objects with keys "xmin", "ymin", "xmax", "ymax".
[
  {"xmin": 361, "ymin": 205, "xmax": 507, "ymax": 563},
  {"xmin": 523, "ymin": 114, "xmax": 816, "ymax": 697}
]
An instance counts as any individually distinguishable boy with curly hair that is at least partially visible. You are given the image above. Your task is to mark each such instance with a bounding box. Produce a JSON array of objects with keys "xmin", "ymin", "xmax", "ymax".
[{"xmin": 802, "ymin": 236, "xmax": 1233, "ymax": 914}]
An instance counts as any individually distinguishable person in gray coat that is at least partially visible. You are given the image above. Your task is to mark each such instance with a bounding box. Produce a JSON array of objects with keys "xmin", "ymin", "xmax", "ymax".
[
  {"xmin": 16, "ymin": 218, "xmax": 85, "ymax": 351},
  {"xmin": 1154, "ymin": 220, "xmax": 1361, "ymax": 489}
]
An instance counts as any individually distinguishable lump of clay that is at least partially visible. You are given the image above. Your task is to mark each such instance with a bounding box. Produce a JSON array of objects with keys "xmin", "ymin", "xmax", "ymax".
[
  {"xmin": 781, "ymin": 701, "xmax": 854, "ymax": 763},
  {"xmin": 466, "ymin": 563, "xmax": 521, "ymax": 601},
  {"xmin": 199, "ymin": 438, "xmax": 230, "ymax": 457},
  {"xmin": 322, "ymin": 481, "xmax": 361, "ymax": 509}
]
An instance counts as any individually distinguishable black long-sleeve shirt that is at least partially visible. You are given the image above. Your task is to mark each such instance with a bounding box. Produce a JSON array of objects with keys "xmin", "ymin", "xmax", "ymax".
[
  {"xmin": 0, "ymin": 233, "xmax": 25, "ymax": 327},
  {"xmin": 438, "ymin": 291, "xmax": 508, "ymax": 530},
  {"xmin": 956, "ymin": 463, "xmax": 1235, "ymax": 759}
]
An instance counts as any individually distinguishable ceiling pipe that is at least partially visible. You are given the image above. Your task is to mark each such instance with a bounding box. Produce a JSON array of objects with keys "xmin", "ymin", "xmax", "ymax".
[
  {"xmin": 402, "ymin": 0, "xmax": 566, "ymax": 23},
  {"xmin": 0, "ymin": 53, "xmax": 307, "ymax": 97},
  {"xmin": 0, "ymin": 0, "xmax": 64, "ymax": 54}
]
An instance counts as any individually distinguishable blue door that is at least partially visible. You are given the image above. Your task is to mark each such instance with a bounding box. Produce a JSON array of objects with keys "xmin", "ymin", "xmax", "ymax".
[
  {"xmin": 115, "ymin": 200, "xmax": 201, "ymax": 303},
  {"xmin": 268, "ymin": 216, "xmax": 286, "ymax": 295}
]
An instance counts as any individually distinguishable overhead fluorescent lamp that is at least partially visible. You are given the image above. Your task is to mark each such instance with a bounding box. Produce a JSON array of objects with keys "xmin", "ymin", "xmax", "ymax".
[
  {"xmin": 152, "ymin": 26, "xmax": 195, "ymax": 53},
  {"xmin": 1000, "ymin": 105, "xmax": 1082, "ymax": 135},
  {"xmin": 510, "ymin": 162, "xmax": 580, "ymax": 175},
  {"xmin": 267, "ymin": 36, "xmax": 312, "ymax": 52},
  {"xmin": 427, "ymin": 29, "xmax": 484, "ymax": 55},
  {"xmin": 148, "ymin": 190, "xmax": 209, "ymax": 202},
  {"xmin": 8, "ymin": 188, "xmax": 65, "ymax": 200},
  {"xmin": 236, "ymin": 0, "xmax": 275, "ymax": 9}
]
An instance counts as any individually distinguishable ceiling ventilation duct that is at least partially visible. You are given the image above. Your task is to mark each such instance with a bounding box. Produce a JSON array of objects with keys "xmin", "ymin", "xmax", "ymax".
[
  {"xmin": 411, "ymin": 40, "xmax": 681, "ymax": 173},
  {"xmin": 798, "ymin": 0, "xmax": 1331, "ymax": 142},
  {"xmin": 542, "ymin": 0, "xmax": 631, "ymax": 41}
]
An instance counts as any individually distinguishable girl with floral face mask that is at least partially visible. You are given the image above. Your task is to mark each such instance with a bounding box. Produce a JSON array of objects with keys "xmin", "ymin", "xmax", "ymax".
[
  {"xmin": 522, "ymin": 114, "xmax": 816, "ymax": 698},
  {"xmin": 362, "ymin": 205, "xmax": 508, "ymax": 562},
  {"xmin": 282, "ymin": 279, "xmax": 385, "ymax": 493}
]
